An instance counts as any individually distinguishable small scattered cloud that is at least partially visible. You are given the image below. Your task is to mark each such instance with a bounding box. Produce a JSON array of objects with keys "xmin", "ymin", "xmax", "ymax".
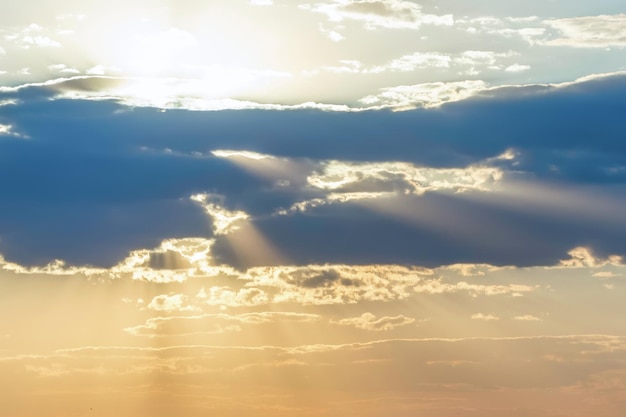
[
  {"xmin": 471, "ymin": 313, "xmax": 500, "ymax": 321},
  {"xmin": 514, "ymin": 315, "xmax": 543, "ymax": 321},
  {"xmin": 147, "ymin": 294, "xmax": 199, "ymax": 313},
  {"xmin": 592, "ymin": 271, "xmax": 622, "ymax": 279},
  {"xmin": 4, "ymin": 24, "xmax": 62, "ymax": 48},
  {"xmin": 0, "ymin": 123, "xmax": 27, "ymax": 138},
  {"xmin": 505, "ymin": 63, "xmax": 531, "ymax": 72},
  {"xmin": 48, "ymin": 64, "xmax": 80, "ymax": 74}
]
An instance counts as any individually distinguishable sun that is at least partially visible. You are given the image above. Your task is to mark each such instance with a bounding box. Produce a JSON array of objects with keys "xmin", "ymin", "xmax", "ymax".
[{"xmin": 74, "ymin": 6, "xmax": 281, "ymax": 103}]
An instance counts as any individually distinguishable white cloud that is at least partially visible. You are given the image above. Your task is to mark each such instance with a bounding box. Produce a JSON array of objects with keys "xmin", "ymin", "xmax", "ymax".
[
  {"xmin": 305, "ymin": 158, "xmax": 503, "ymax": 194},
  {"xmin": 443, "ymin": 263, "xmax": 506, "ymax": 277},
  {"xmin": 327, "ymin": 29, "xmax": 345, "ymax": 42},
  {"xmin": 319, "ymin": 50, "xmax": 520, "ymax": 77},
  {"xmin": 544, "ymin": 14, "xmax": 626, "ymax": 48},
  {"xmin": 277, "ymin": 155, "xmax": 504, "ymax": 215},
  {"xmin": 471, "ymin": 313, "xmax": 500, "ymax": 321},
  {"xmin": 211, "ymin": 150, "xmax": 275, "ymax": 160},
  {"xmin": 86, "ymin": 65, "xmax": 107, "ymax": 75},
  {"xmin": 301, "ymin": 0, "xmax": 452, "ymax": 30},
  {"xmin": 201, "ymin": 286, "xmax": 271, "ymax": 308},
  {"xmin": 359, "ymin": 80, "xmax": 488, "ymax": 109},
  {"xmin": 369, "ymin": 52, "xmax": 451, "ymax": 73},
  {"xmin": 0, "ymin": 124, "xmax": 16, "ymax": 136},
  {"xmin": 332, "ymin": 312, "xmax": 415, "ymax": 331},
  {"xmin": 322, "ymin": 59, "xmax": 364, "ymax": 73},
  {"xmin": 191, "ymin": 193, "xmax": 250, "ymax": 235},
  {"xmin": 592, "ymin": 271, "xmax": 622, "ymax": 279},
  {"xmin": 5, "ymin": 24, "xmax": 62, "ymax": 48},
  {"xmin": 125, "ymin": 311, "xmax": 320, "ymax": 337},
  {"xmin": 147, "ymin": 294, "xmax": 198, "ymax": 313},
  {"xmin": 457, "ymin": 16, "xmax": 546, "ymax": 44},
  {"xmin": 416, "ymin": 281, "xmax": 534, "ymax": 297},
  {"xmin": 514, "ymin": 315, "xmax": 542, "ymax": 321},
  {"xmin": 48, "ymin": 64, "xmax": 80, "ymax": 74},
  {"xmin": 505, "ymin": 63, "xmax": 531, "ymax": 72},
  {"xmin": 558, "ymin": 247, "xmax": 623, "ymax": 268}
]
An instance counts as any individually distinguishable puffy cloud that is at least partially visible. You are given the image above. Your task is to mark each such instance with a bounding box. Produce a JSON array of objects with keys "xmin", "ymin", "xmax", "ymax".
[
  {"xmin": 305, "ymin": 159, "xmax": 503, "ymax": 194},
  {"xmin": 200, "ymin": 286, "xmax": 271, "ymax": 308},
  {"xmin": 544, "ymin": 14, "xmax": 626, "ymax": 48},
  {"xmin": 558, "ymin": 247, "xmax": 623, "ymax": 268},
  {"xmin": 359, "ymin": 80, "xmax": 488, "ymax": 109},
  {"xmin": 191, "ymin": 194, "xmax": 250, "ymax": 235},
  {"xmin": 505, "ymin": 63, "xmax": 530, "ymax": 72},
  {"xmin": 332, "ymin": 312, "xmax": 415, "ymax": 331},
  {"xmin": 146, "ymin": 294, "xmax": 198, "ymax": 313}
]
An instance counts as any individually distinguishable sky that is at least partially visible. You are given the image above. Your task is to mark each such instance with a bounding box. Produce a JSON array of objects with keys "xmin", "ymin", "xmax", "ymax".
[{"xmin": 1, "ymin": 1, "xmax": 626, "ymax": 416}]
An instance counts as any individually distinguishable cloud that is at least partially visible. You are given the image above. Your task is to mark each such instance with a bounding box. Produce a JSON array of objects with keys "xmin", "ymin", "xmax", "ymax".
[
  {"xmin": 191, "ymin": 194, "xmax": 250, "ymax": 235},
  {"xmin": 471, "ymin": 313, "xmax": 500, "ymax": 321},
  {"xmin": 0, "ymin": 123, "xmax": 27, "ymax": 138},
  {"xmin": 125, "ymin": 312, "xmax": 320, "ymax": 337},
  {"xmin": 457, "ymin": 16, "xmax": 546, "ymax": 44},
  {"xmin": 1, "ymin": 72, "xmax": 626, "ymax": 268},
  {"xmin": 4, "ymin": 23, "xmax": 62, "ymax": 48},
  {"xmin": 544, "ymin": 14, "xmax": 626, "ymax": 48},
  {"xmin": 48, "ymin": 64, "xmax": 80, "ymax": 74},
  {"xmin": 558, "ymin": 247, "xmax": 623, "ymax": 268},
  {"xmin": 505, "ymin": 63, "xmax": 530, "ymax": 72},
  {"xmin": 368, "ymin": 52, "xmax": 452, "ymax": 73},
  {"xmin": 305, "ymin": 159, "xmax": 503, "ymax": 194},
  {"xmin": 321, "ymin": 50, "xmax": 522, "ymax": 77},
  {"xmin": 514, "ymin": 315, "xmax": 542, "ymax": 321},
  {"xmin": 301, "ymin": 0, "xmax": 452, "ymax": 30},
  {"xmin": 359, "ymin": 80, "xmax": 488, "ymax": 109},
  {"xmin": 332, "ymin": 312, "xmax": 415, "ymax": 331},
  {"xmin": 147, "ymin": 294, "xmax": 199, "ymax": 313},
  {"xmin": 200, "ymin": 286, "xmax": 271, "ymax": 307}
]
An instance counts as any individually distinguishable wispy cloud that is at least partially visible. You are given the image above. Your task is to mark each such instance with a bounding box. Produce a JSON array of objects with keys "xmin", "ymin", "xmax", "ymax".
[
  {"xmin": 301, "ymin": 0, "xmax": 452, "ymax": 30},
  {"xmin": 332, "ymin": 313, "xmax": 415, "ymax": 331},
  {"xmin": 544, "ymin": 14, "xmax": 626, "ymax": 48}
]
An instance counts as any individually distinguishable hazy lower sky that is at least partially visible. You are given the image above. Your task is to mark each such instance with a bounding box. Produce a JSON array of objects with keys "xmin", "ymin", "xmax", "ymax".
[{"xmin": 1, "ymin": 1, "xmax": 626, "ymax": 416}]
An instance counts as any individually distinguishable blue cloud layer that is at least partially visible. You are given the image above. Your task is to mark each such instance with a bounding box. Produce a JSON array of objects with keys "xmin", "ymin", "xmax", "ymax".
[{"xmin": 1, "ymin": 74, "xmax": 625, "ymax": 267}]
